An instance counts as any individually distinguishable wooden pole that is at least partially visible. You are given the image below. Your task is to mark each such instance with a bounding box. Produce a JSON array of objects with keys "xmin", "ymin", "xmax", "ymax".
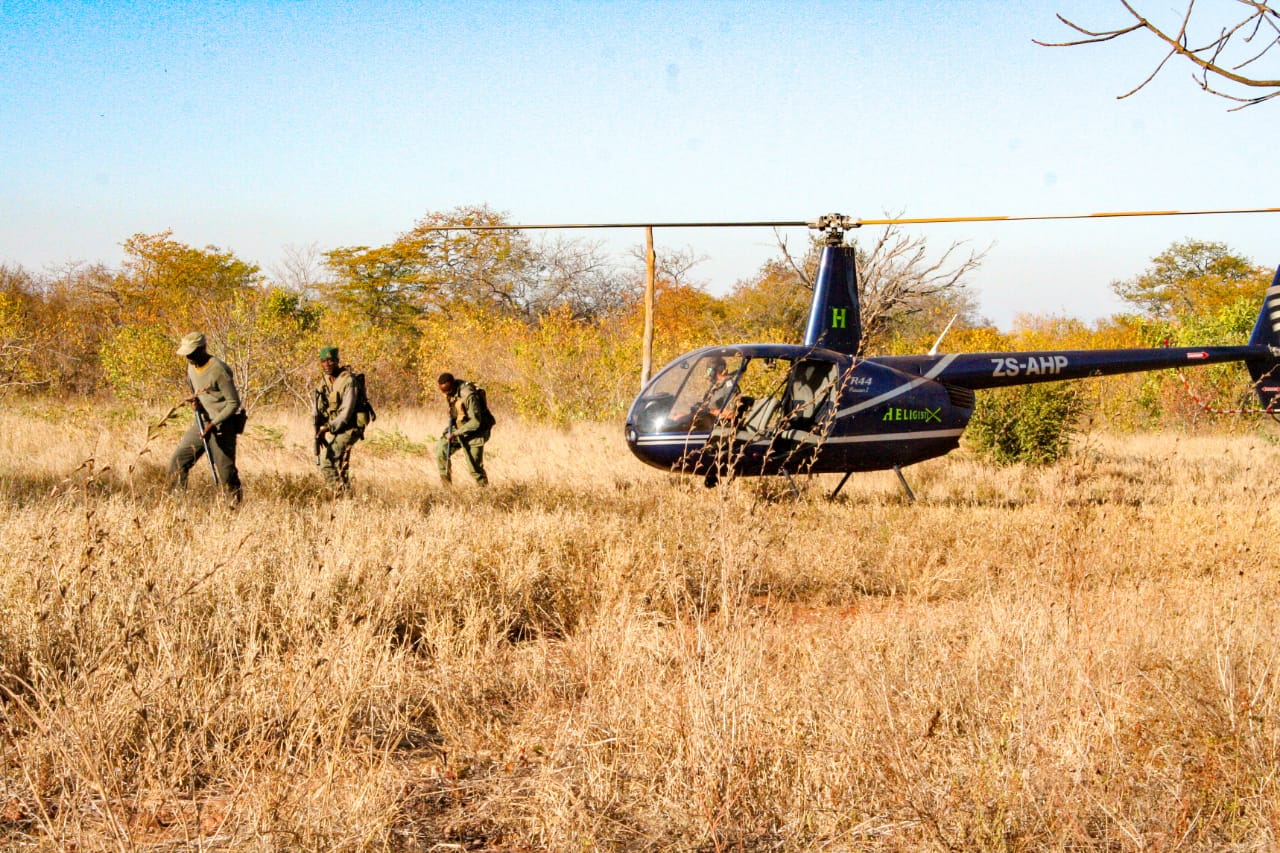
[{"xmin": 641, "ymin": 225, "xmax": 656, "ymax": 387}]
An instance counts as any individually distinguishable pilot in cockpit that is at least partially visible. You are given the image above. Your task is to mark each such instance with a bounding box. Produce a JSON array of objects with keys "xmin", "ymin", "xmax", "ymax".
[
  {"xmin": 702, "ymin": 358, "xmax": 735, "ymax": 419},
  {"xmin": 671, "ymin": 357, "xmax": 736, "ymax": 430}
]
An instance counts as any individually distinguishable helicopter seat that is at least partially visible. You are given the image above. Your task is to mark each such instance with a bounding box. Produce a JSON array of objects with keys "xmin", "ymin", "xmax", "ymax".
[
  {"xmin": 784, "ymin": 362, "xmax": 836, "ymax": 433},
  {"xmin": 733, "ymin": 395, "xmax": 781, "ymax": 441}
]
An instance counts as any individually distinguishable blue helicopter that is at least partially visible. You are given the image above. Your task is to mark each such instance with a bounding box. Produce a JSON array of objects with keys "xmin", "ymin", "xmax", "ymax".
[{"xmin": 624, "ymin": 213, "xmax": 1280, "ymax": 497}]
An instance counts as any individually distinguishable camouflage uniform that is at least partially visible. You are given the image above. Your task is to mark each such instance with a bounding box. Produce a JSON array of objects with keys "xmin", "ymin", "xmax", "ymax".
[
  {"xmin": 313, "ymin": 366, "xmax": 363, "ymax": 490},
  {"xmin": 437, "ymin": 380, "xmax": 492, "ymax": 485},
  {"xmin": 168, "ymin": 335, "xmax": 244, "ymax": 502}
]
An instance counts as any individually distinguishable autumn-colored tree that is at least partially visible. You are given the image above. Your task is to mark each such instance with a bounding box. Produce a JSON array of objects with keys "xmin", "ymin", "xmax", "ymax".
[
  {"xmin": 321, "ymin": 243, "xmax": 425, "ymax": 330},
  {"xmin": 204, "ymin": 287, "xmax": 322, "ymax": 410},
  {"xmin": 642, "ymin": 280, "xmax": 728, "ymax": 367},
  {"xmin": 0, "ymin": 265, "xmax": 39, "ymax": 392},
  {"xmin": 100, "ymin": 324, "xmax": 178, "ymax": 402},
  {"xmin": 323, "ymin": 206, "xmax": 534, "ymax": 326},
  {"xmin": 95, "ymin": 233, "xmax": 261, "ymax": 401},
  {"xmin": 115, "ymin": 230, "xmax": 262, "ymax": 332},
  {"xmin": 322, "ymin": 207, "xmax": 531, "ymax": 403},
  {"xmin": 721, "ymin": 255, "xmax": 811, "ymax": 344},
  {"xmin": 325, "ymin": 206, "xmax": 633, "ymax": 330},
  {"xmin": 95, "ymin": 232, "xmax": 316, "ymax": 405},
  {"xmin": 510, "ymin": 306, "xmax": 639, "ymax": 423},
  {"xmin": 1111, "ymin": 239, "xmax": 1270, "ymax": 320},
  {"xmin": 1092, "ymin": 242, "xmax": 1267, "ymax": 427},
  {"xmin": 0, "ymin": 263, "xmax": 125, "ymax": 396},
  {"xmin": 28, "ymin": 263, "xmax": 120, "ymax": 395},
  {"xmin": 1136, "ymin": 291, "xmax": 1266, "ymax": 427}
]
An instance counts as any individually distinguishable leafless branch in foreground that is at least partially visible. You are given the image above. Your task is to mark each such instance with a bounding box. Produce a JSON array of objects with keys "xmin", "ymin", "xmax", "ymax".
[{"xmin": 1036, "ymin": 0, "xmax": 1280, "ymax": 108}]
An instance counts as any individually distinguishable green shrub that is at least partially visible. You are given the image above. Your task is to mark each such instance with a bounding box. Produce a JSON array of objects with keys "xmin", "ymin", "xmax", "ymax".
[
  {"xmin": 100, "ymin": 324, "xmax": 182, "ymax": 402},
  {"xmin": 965, "ymin": 382, "xmax": 1085, "ymax": 466},
  {"xmin": 364, "ymin": 427, "xmax": 429, "ymax": 456}
]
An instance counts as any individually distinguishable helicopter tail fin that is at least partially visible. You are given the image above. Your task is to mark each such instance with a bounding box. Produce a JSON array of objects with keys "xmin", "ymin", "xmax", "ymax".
[
  {"xmin": 1246, "ymin": 266, "xmax": 1280, "ymax": 410},
  {"xmin": 803, "ymin": 244, "xmax": 861, "ymax": 354}
]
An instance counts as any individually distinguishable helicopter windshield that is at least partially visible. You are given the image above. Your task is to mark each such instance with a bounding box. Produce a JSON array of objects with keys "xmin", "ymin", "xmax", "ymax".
[
  {"xmin": 627, "ymin": 349, "xmax": 846, "ymax": 472},
  {"xmin": 631, "ymin": 352, "xmax": 746, "ymax": 433},
  {"xmin": 631, "ymin": 351, "xmax": 841, "ymax": 437}
]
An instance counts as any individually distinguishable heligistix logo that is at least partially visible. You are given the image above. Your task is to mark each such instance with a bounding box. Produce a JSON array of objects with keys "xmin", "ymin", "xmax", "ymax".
[{"xmin": 881, "ymin": 406, "xmax": 942, "ymax": 423}]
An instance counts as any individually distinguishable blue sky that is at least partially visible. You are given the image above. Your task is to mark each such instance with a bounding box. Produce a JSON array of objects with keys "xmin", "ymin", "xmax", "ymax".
[{"xmin": 2, "ymin": 0, "xmax": 1277, "ymax": 327}]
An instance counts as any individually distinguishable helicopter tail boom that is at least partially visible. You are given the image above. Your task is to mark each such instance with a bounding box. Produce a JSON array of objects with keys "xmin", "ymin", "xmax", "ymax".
[
  {"xmin": 874, "ymin": 270, "xmax": 1280, "ymax": 402},
  {"xmin": 882, "ymin": 345, "xmax": 1262, "ymax": 392}
]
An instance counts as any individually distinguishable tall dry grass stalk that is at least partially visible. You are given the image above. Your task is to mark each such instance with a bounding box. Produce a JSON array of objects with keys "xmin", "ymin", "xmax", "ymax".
[{"xmin": 0, "ymin": 402, "xmax": 1278, "ymax": 850}]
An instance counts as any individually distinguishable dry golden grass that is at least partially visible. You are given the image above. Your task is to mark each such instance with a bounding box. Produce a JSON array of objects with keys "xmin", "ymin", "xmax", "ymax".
[{"xmin": 1, "ymin": 401, "xmax": 1278, "ymax": 851}]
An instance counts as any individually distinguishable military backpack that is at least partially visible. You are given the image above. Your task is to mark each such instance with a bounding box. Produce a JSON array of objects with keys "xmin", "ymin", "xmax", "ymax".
[
  {"xmin": 351, "ymin": 370, "xmax": 377, "ymax": 429},
  {"xmin": 467, "ymin": 382, "xmax": 496, "ymax": 431}
]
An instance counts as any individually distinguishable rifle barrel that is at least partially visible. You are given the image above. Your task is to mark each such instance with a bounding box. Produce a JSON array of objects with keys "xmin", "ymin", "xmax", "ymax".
[{"xmin": 195, "ymin": 407, "xmax": 221, "ymax": 486}]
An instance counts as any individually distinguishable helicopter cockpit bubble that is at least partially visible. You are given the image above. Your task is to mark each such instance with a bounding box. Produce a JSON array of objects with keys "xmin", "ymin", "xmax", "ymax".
[{"xmin": 630, "ymin": 350, "xmax": 745, "ymax": 435}]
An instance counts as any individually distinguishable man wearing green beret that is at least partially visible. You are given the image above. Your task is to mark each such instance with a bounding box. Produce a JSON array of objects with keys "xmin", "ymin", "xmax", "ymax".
[
  {"xmin": 168, "ymin": 332, "xmax": 245, "ymax": 503},
  {"xmin": 312, "ymin": 345, "xmax": 369, "ymax": 493}
]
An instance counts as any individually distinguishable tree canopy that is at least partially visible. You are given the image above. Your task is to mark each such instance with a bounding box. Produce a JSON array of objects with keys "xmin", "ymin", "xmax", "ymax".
[
  {"xmin": 322, "ymin": 205, "xmax": 632, "ymax": 328},
  {"xmin": 1110, "ymin": 239, "xmax": 1270, "ymax": 319}
]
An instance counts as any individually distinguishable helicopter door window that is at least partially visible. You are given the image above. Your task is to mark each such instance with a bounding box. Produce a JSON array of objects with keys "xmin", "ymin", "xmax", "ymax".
[
  {"xmin": 726, "ymin": 357, "xmax": 793, "ymax": 440},
  {"xmin": 784, "ymin": 360, "xmax": 838, "ymax": 433}
]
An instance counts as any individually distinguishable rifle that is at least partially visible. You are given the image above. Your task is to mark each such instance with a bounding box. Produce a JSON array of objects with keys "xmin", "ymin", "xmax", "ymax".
[
  {"xmin": 313, "ymin": 389, "xmax": 328, "ymax": 465},
  {"xmin": 441, "ymin": 424, "xmax": 456, "ymax": 479},
  {"xmin": 192, "ymin": 401, "xmax": 221, "ymax": 486}
]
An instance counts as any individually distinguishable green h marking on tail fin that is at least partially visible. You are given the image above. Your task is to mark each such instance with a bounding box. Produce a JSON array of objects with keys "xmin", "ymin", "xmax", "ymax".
[{"xmin": 832, "ymin": 307, "xmax": 846, "ymax": 330}]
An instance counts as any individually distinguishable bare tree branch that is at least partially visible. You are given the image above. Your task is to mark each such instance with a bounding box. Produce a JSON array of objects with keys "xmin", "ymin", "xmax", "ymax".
[
  {"xmin": 271, "ymin": 242, "xmax": 328, "ymax": 298},
  {"xmin": 772, "ymin": 229, "xmax": 814, "ymax": 289},
  {"xmin": 1037, "ymin": 1, "xmax": 1280, "ymax": 108}
]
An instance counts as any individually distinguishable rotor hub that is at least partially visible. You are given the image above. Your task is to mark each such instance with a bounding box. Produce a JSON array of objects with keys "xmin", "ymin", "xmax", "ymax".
[{"xmin": 807, "ymin": 212, "xmax": 859, "ymax": 244}]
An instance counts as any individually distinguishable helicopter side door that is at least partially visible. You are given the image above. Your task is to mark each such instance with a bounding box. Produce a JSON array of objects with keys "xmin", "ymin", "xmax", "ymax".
[
  {"xmin": 708, "ymin": 356, "xmax": 842, "ymax": 476},
  {"xmin": 710, "ymin": 356, "xmax": 793, "ymax": 444},
  {"xmin": 780, "ymin": 359, "xmax": 840, "ymax": 436},
  {"xmin": 763, "ymin": 359, "xmax": 841, "ymax": 472}
]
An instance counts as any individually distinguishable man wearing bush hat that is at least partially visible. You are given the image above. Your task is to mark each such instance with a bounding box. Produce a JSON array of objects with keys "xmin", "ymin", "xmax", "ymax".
[{"xmin": 168, "ymin": 332, "xmax": 244, "ymax": 503}]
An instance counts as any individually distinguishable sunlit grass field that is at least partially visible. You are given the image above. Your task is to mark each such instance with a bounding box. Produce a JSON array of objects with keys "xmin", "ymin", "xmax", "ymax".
[{"xmin": 1, "ymin": 402, "xmax": 1278, "ymax": 851}]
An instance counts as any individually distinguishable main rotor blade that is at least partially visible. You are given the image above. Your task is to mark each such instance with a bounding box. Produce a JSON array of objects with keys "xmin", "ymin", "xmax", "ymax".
[
  {"xmin": 412, "ymin": 206, "xmax": 1280, "ymax": 231},
  {"xmin": 413, "ymin": 219, "xmax": 808, "ymax": 231},
  {"xmin": 852, "ymin": 206, "xmax": 1280, "ymax": 227}
]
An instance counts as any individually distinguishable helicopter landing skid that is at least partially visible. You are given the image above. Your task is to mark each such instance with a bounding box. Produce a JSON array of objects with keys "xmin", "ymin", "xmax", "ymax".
[
  {"xmin": 828, "ymin": 467, "xmax": 916, "ymax": 503},
  {"xmin": 829, "ymin": 471, "xmax": 854, "ymax": 500},
  {"xmin": 893, "ymin": 466, "xmax": 917, "ymax": 503},
  {"xmin": 780, "ymin": 468, "xmax": 801, "ymax": 499}
]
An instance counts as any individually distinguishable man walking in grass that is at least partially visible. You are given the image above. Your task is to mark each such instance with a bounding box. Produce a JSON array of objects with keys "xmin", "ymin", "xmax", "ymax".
[
  {"xmin": 167, "ymin": 332, "xmax": 245, "ymax": 504},
  {"xmin": 436, "ymin": 372, "xmax": 494, "ymax": 486},
  {"xmin": 312, "ymin": 345, "xmax": 368, "ymax": 493}
]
